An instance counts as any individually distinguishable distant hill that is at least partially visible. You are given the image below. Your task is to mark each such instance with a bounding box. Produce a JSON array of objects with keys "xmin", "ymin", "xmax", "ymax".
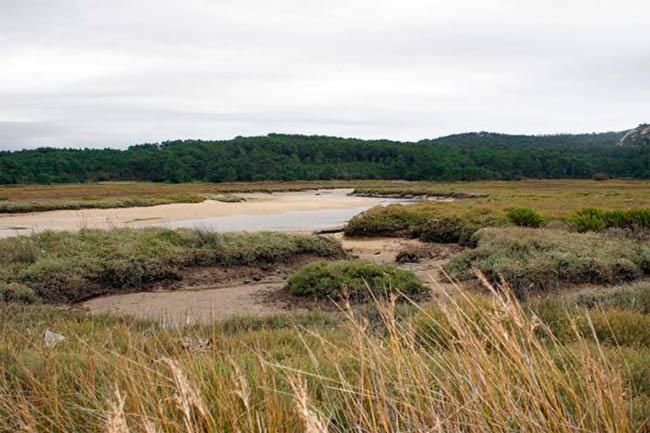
[
  {"xmin": 618, "ymin": 124, "xmax": 650, "ymax": 146},
  {"xmin": 0, "ymin": 129, "xmax": 647, "ymax": 184},
  {"xmin": 423, "ymin": 131, "xmax": 626, "ymax": 148}
]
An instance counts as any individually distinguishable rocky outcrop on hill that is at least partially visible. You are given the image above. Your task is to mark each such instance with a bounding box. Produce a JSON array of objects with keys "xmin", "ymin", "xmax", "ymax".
[{"xmin": 618, "ymin": 124, "xmax": 650, "ymax": 146}]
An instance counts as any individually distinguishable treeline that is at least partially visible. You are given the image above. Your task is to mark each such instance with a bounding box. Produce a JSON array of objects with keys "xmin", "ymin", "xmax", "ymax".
[{"xmin": 0, "ymin": 131, "xmax": 648, "ymax": 184}]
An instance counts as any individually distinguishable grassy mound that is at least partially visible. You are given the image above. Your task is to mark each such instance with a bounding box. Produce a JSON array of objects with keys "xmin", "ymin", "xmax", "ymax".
[
  {"xmin": 444, "ymin": 227, "xmax": 650, "ymax": 296},
  {"xmin": 345, "ymin": 203, "xmax": 506, "ymax": 240},
  {"xmin": 0, "ymin": 229, "xmax": 345, "ymax": 304},
  {"xmin": 344, "ymin": 204, "xmax": 435, "ymax": 237},
  {"xmin": 285, "ymin": 260, "xmax": 425, "ymax": 301}
]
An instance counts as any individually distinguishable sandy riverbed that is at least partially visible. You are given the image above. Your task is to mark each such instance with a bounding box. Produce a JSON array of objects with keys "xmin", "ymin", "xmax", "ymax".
[{"xmin": 0, "ymin": 189, "xmax": 394, "ymax": 237}]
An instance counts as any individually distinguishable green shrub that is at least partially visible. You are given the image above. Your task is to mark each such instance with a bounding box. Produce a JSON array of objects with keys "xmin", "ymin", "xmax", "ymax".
[
  {"xmin": 626, "ymin": 208, "xmax": 650, "ymax": 228},
  {"xmin": 571, "ymin": 210, "xmax": 607, "ymax": 232},
  {"xmin": 507, "ymin": 207, "xmax": 544, "ymax": 228},
  {"xmin": 0, "ymin": 283, "xmax": 40, "ymax": 304},
  {"xmin": 344, "ymin": 205, "xmax": 433, "ymax": 237},
  {"xmin": 344, "ymin": 203, "xmax": 506, "ymax": 240},
  {"xmin": 419, "ymin": 217, "xmax": 463, "ymax": 243},
  {"xmin": 418, "ymin": 216, "xmax": 491, "ymax": 245},
  {"xmin": 445, "ymin": 227, "xmax": 650, "ymax": 297},
  {"xmin": 571, "ymin": 208, "xmax": 650, "ymax": 232},
  {"xmin": 285, "ymin": 260, "xmax": 425, "ymax": 301}
]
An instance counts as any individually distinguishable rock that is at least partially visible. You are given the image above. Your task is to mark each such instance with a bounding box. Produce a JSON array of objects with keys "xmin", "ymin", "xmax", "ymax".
[
  {"xmin": 44, "ymin": 329, "xmax": 66, "ymax": 348},
  {"xmin": 618, "ymin": 124, "xmax": 650, "ymax": 146}
]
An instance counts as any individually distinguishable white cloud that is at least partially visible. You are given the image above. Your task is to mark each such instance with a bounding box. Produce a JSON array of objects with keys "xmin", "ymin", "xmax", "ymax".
[{"xmin": 0, "ymin": 0, "xmax": 648, "ymax": 149}]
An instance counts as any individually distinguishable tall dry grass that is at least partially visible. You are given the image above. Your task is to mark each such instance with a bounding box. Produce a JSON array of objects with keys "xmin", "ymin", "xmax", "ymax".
[{"xmin": 0, "ymin": 279, "xmax": 636, "ymax": 432}]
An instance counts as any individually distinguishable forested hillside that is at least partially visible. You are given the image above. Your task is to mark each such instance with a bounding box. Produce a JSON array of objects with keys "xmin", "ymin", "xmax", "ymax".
[{"xmin": 1, "ymin": 131, "xmax": 648, "ymax": 184}]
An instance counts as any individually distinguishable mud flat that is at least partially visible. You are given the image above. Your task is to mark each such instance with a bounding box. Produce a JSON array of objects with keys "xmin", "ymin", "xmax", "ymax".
[{"xmin": 0, "ymin": 189, "xmax": 417, "ymax": 238}]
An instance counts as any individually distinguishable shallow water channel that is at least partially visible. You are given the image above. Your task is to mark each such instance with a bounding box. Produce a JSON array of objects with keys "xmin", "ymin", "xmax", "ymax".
[{"xmin": 0, "ymin": 189, "xmax": 419, "ymax": 237}]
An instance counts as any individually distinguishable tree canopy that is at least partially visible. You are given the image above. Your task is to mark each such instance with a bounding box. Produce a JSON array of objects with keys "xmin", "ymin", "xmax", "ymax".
[{"xmin": 1, "ymin": 131, "xmax": 648, "ymax": 184}]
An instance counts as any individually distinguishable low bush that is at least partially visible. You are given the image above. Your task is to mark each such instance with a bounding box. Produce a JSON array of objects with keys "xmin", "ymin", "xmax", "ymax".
[
  {"xmin": 344, "ymin": 205, "xmax": 434, "ymax": 237},
  {"xmin": 345, "ymin": 203, "xmax": 506, "ymax": 245},
  {"xmin": 444, "ymin": 227, "xmax": 650, "ymax": 296},
  {"xmin": 571, "ymin": 208, "xmax": 650, "ymax": 232},
  {"xmin": 507, "ymin": 207, "xmax": 544, "ymax": 228},
  {"xmin": 0, "ymin": 282, "xmax": 40, "ymax": 304},
  {"xmin": 571, "ymin": 209, "xmax": 608, "ymax": 232},
  {"xmin": 0, "ymin": 229, "xmax": 346, "ymax": 304},
  {"xmin": 419, "ymin": 216, "xmax": 463, "ymax": 243},
  {"xmin": 285, "ymin": 260, "xmax": 425, "ymax": 301}
]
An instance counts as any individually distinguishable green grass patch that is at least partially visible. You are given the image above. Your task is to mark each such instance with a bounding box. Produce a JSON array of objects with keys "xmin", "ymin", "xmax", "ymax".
[
  {"xmin": 0, "ymin": 229, "xmax": 345, "ymax": 304},
  {"xmin": 285, "ymin": 260, "xmax": 425, "ymax": 301}
]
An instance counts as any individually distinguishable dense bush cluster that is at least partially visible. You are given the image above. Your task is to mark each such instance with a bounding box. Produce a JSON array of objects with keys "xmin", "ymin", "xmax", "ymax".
[
  {"xmin": 507, "ymin": 207, "xmax": 545, "ymax": 228},
  {"xmin": 345, "ymin": 203, "xmax": 506, "ymax": 244},
  {"xmin": 344, "ymin": 204, "xmax": 436, "ymax": 237},
  {"xmin": 444, "ymin": 227, "xmax": 650, "ymax": 296},
  {"xmin": 0, "ymin": 229, "xmax": 345, "ymax": 304},
  {"xmin": 285, "ymin": 260, "xmax": 424, "ymax": 301},
  {"xmin": 571, "ymin": 208, "xmax": 650, "ymax": 232},
  {"xmin": 2, "ymin": 131, "xmax": 648, "ymax": 185}
]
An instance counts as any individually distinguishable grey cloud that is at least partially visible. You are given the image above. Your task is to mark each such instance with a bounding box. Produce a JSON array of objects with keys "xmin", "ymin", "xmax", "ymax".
[
  {"xmin": 0, "ymin": 0, "xmax": 649, "ymax": 149},
  {"xmin": 0, "ymin": 121, "xmax": 63, "ymax": 149}
]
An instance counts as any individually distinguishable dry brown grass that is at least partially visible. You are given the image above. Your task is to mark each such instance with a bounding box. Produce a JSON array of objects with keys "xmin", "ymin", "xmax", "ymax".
[{"xmin": 0, "ymin": 279, "xmax": 638, "ymax": 432}]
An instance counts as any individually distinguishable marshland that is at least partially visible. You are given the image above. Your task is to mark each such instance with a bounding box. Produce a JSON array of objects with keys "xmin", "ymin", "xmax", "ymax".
[
  {"xmin": 3, "ymin": 1, "xmax": 650, "ymax": 429},
  {"xmin": 1, "ymin": 178, "xmax": 650, "ymax": 431}
]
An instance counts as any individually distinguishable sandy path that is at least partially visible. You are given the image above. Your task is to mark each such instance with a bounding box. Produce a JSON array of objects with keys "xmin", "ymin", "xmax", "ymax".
[
  {"xmin": 82, "ymin": 282, "xmax": 294, "ymax": 327},
  {"xmin": 0, "ymin": 189, "xmax": 384, "ymax": 236}
]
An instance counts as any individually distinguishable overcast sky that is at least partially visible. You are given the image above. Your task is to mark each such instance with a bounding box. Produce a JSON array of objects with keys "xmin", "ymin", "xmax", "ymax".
[{"xmin": 1, "ymin": 0, "xmax": 649, "ymax": 150}]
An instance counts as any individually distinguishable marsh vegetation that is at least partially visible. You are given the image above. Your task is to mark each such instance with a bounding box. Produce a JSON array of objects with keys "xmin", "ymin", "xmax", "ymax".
[{"xmin": 1, "ymin": 179, "xmax": 650, "ymax": 431}]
